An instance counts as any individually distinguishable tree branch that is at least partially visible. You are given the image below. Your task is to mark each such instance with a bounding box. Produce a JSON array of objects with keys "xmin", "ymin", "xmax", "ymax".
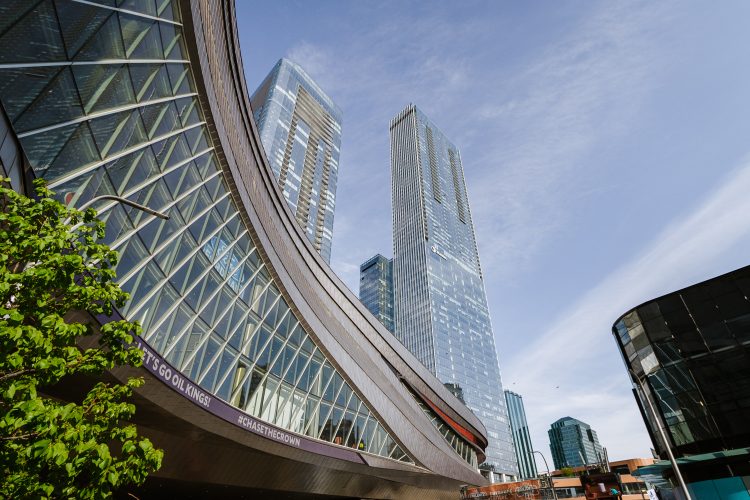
[{"xmin": 0, "ymin": 368, "xmax": 36, "ymax": 383}]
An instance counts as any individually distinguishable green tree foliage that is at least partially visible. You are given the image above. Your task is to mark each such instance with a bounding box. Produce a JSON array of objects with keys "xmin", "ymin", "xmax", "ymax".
[
  {"xmin": 560, "ymin": 466, "xmax": 576, "ymax": 477},
  {"xmin": 0, "ymin": 180, "xmax": 163, "ymax": 498}
]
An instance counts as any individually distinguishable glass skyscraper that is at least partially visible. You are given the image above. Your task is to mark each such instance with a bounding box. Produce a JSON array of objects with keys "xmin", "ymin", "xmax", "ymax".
[
  {"xmin": 504, "ymin": 391, "xmax": 538, "ymax": 479},
  {"xmin": 359, "ymin": 254, "xmax": 395, "ymax": 333},
  {"xmin": 390, "ymin": 104, "xmax": 518, "ymax": 480},
  {"xmin": 548, "ymin": 417, "xmax": 604, "ymax": 470},
  {"xmin": 250, "ymin": 58, "xmax": 342, "ymax": 263}
]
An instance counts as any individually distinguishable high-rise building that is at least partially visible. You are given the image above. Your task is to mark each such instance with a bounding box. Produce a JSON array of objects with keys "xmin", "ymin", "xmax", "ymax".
[
  {"xmin": 504, "ymin": 391, "xmax": 538, "ymax": 479},
  {"xmin": 390, "ymin": 104, "xmax": 518, "ymax": 480},
  {"xmin": 359, "ymin": 254, "xmax": 395, "ymax": 333},
  {"xmin": 548, "ymin": 417, "xmax": 603, "ymax": 470},
  {"xmin": 250, "ymin": 58, "xmax": 342, "ymax": 263}
]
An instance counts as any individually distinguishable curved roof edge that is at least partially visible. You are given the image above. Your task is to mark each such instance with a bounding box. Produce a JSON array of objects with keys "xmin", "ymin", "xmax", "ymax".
[{"xmin": 612, "ymin": 264, "xmax": 750, "ymax": 329}]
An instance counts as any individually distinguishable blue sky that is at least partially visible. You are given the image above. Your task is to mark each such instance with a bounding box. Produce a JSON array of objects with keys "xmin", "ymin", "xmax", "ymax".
[{"xmin": 236, "ymin": 1, "xmax": 750, "ymax": 465}]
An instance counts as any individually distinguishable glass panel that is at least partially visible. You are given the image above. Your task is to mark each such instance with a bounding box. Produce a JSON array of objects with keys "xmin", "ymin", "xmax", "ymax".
[
  {"xmin": 336, "ymin": 383, "xmax": 351, "ymax": 409},
  {"xmin": 284, "ymin": 350, "xmax": 306, "ymax": 386},
  {"xmin": 195, "ymin": 336, "xmax": 221, "ymax": 392},
  {"xmin": 114, "ymin": 232, "xmax": 149, "ymax": 277},
  {"xmin": 159, "ymin": 22, "xmax": 185, "ymax": 59},
  {"xmin": 129, "ymin": 64, "xmax": 170, "ymax": 102},
  {"xmin": 142, "ymin": 282, "xmax": 178, "ymax": 336},
  {"xmin": 352, "ymin": 413, "xmax": 367, "ymax": 450},
  {"xmin": 120, "ymin": 261, "xmax": 163, "ymax": 313},
  {"xmin": 13, "ymin": 67, "xmax": 83, "ymax": 133},
  {"xmin": 185, "ymin": 126, "xmax": 208, "ymax": 154},
  {"xmin": 317, "ymin": 402, "xmax": 333, "ymax": 440},
  {"xmin": 362, "ymin": 419, "xmax": 378, "ymax": 454},
  {"xmin": 117, "ymin": 0, "xmax": 157, "ymax": 16},
  {"xmin": 156, "ymin": 0, "xmax": 177, "ymax": 20},
  {"xmin": 298, "ymin": 358, "xmax": 320, "ymax": 394},
  {"xmin": 258, "ymin": 377, "xmax": 280, "ymax": 422},
  {"xmin": 211, "ymin": 348, "xmax": 238, "ymax": 398},
  {"xmin": 90, "ymin": 109, "xmax": 146, "ymax": 159},
  {"xmin": 99, "ymin": 204, "xmax": 131, "ymax": 246},
  {"xmin": 0, "ymin": 0, "xmax": 66, "ymax": 64},
  {"xmin": 167, "ymin": 63, "xmax": 192, "ymax": 95},
  {"xmin": 71, "ymin": 9, "xmax": 125, "ymax": 61},
  {"xmin": 326, "ymin": 407, "xmax": 343, "ymax": 444},
  {"xmin": 119, "ymin": 14, "xmax": 161, "ymax": 59},
  {"xmin": 0, "ymin": 67, "xmax": 59, "ymax": 123},
  {"xmin": 74, "ymin": 64, "xmax": 135, "ymax": 114},
  {"xmin": 175, "ymin": 96, "xmax": 199, "ymax": 127},
  {"xmin": 270, "ymin": 343, "xmax": 295, "ymax": 379},
  {"xmin": 140, "ymin": 101, "xmax": 180, "ymax": 139},
  {"xmin": 339, "ymin": 411, "xmax": 356, "ymax": 447},
  {"xmin": 21, "ymin": 121, "xmax": 99, "ymax": 179},
  {"xmin": 248, "ymin": 326, "xmax": 272, "ymax": 371},
  {"xmin": 324, "ymin": 372, "xmax": 342, "ymax": 402},
  {"xmin": 303, "ymin": 396, "xmax": 320, "ymax": 437},
  {"xmin": 169, "ymin": 160, "xmax": 201, "ymax": 198}
]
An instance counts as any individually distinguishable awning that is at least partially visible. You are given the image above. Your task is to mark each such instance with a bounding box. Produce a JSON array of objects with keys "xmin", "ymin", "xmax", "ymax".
[{"xmin": 632, "ymin": 448, "xmax": 750, "ymax": 477}]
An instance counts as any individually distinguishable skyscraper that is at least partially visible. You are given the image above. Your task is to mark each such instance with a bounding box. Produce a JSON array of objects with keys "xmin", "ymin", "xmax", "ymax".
[
  {"xmin": 504, "ymin": 391, "xmax": 538, "ymax": 479},
  {"xmin": 548, "ymin": 417, "xmax": 604, "ymax": 470},
  {"xmin": 250, "ymin": 58, "xmax": 342, "ymax": 263},
  {"xmin": 390, "ymin": 104, "xmax": 518, "ymax": 480},
  {"xmin": 359, "ymin": 254, "xmax": 395, "ymax": 333}
]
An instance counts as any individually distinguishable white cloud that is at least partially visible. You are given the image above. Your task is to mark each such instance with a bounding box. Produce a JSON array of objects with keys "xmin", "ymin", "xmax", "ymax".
[
  {"xmin": 468, "ymin": 1, "xmax": 675, "ymax": 278},
  {"xmin": 508, "ymin": 159, "xmax": 750, "ymax": 463}
]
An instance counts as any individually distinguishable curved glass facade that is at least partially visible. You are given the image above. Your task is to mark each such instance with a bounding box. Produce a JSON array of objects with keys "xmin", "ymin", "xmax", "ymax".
[
  {"xmin": 613, "ymin": 265, "xmax": 750, "ymax": 457},
  {"xmin": 0, "ymin": 0, "xmax": 412, "ymax": 464}
]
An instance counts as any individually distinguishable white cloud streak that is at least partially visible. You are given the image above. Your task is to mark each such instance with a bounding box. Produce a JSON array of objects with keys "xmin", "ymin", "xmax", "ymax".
[
  {"xmin": 508, "ymin": 160, "xmax": 750, "ymax": 462},
  {"xmin": 468, "ymin": 1, "xmax": 675, "ymax": 278}
]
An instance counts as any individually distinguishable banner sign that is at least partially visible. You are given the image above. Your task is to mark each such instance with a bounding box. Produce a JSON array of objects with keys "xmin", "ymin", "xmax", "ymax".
[{"xmin": 134, "ymin": 336, "xmax": 365, "ymax": 464}]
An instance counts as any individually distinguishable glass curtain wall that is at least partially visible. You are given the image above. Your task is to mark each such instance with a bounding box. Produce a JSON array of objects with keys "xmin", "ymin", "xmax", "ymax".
[{"xmin": 0, "ymin": 0, "xmax": 411, "ymax": 464}]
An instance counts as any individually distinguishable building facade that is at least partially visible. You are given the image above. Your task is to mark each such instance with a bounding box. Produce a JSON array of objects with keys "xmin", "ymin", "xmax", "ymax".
[
  {"xmin": 390, "ymin": 104, "xmax": 518, "ymax": 480},
  {"xmin": 504, "ymin": 391, "xmax": 537, "ymax": 479},
  {"xmin": 548, "ymin": 417, "xmax": 603, "ymax": 470},
  {"xmin": 0, "ymin": 2, "xmax": 488, "ymax": 498},
  {"xmin": 613, "ymin": 265, "xmax": 750, "ymax": 498},
  {"xmin": 359, "ymin": 254, "xmax": 395, "ymax": 333},
  {"xmin": 250, "ymin": 58, "xmax": 341, "ymax": 263}
]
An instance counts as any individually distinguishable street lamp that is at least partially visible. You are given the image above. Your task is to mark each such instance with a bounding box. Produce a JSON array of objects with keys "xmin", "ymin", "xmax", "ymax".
[
  {"xmin": 533, "ymin": 450, "xmax": 558, "ymax": 500},
  {"xmin": 628, "ymin": 368, "xmax": 692, "ymax": 500},
  {"xmin": 76, "ymin": 194, "xmax": 169, "ymax": 220}
]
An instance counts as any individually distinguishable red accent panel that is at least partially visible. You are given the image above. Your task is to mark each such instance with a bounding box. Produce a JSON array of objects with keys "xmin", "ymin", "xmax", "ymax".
[{"xmin": 422, "ymin": 396, "xmax": 483, "ymax": 448}]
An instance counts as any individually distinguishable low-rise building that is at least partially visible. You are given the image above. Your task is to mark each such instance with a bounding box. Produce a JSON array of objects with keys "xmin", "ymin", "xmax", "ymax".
[{"xmin": 613, "ymin": 265, "xmax": 750, "ymax": 499}]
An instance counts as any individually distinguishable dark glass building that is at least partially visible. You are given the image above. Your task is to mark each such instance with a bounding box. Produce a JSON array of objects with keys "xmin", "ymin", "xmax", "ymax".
[
  {"xmin": 548, "ymin": 417, "xmax": 603, "ymax": 470},
  {"xmin": 0, "ymin": 1, "xmax": 489, "ymax": 498},
  {"xmin": 613, "ymin": 265, "xmax": 750, "ymax": 497},
  {"xmin": 359, "ymin": 254, "xmax": 395, "ymax": 333}
]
